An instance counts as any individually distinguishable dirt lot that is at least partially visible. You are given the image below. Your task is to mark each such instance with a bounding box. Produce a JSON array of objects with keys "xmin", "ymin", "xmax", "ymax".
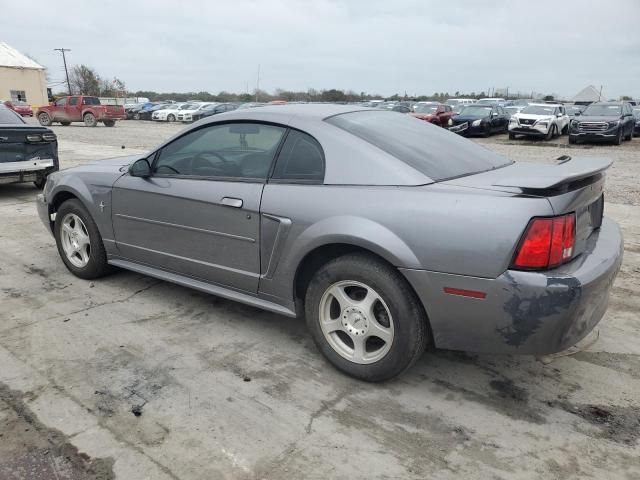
[{"xmin": 1, "ymin": 119, "xmax": 639, "ymax": 479}]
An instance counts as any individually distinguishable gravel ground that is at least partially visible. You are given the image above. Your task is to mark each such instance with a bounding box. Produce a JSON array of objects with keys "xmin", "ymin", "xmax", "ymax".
[{"xmin": 0, "ymin": 118, "xmax": 639, "ymax": 479}]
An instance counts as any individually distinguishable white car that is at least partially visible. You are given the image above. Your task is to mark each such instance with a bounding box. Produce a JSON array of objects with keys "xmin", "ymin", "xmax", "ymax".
[
  {"xmin": 177, "ymin": 103, "xmax": 215, "ymax": 122},
  {"xmin": 509, "ymin": 103, "xmax": 569, "ymax": 140},
  {"xmin": 152, "ymin": 103, "xmax": 197, "ymax": 122}
]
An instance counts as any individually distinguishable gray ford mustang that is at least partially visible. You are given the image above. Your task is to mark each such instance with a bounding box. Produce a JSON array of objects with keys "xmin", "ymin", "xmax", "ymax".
[{"xmin": 37, "ymin": 104, "xmax": 623, "ymax": 381}]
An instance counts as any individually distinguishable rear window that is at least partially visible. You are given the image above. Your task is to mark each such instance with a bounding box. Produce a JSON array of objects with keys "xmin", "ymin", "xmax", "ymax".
[
  {"xmin": 82, "ymin": 97, "xmax": 101, "ymax": 105},
  {"xmin": 325, "ymin": 110, "xmax": 512, "ymax": 181},
  {"xmin": 0, "ymin": 107, "xmax": 23, "ymax": 124}
]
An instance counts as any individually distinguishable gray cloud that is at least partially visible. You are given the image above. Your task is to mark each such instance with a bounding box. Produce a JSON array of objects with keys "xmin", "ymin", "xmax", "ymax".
[{"xmin": 3, "ymin": 0, "xmax": 639, "ymax": 98}]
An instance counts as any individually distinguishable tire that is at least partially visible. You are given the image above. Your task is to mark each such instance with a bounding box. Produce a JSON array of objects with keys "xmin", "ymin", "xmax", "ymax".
[
  {"xmin": 569, "ymin": 136, "xmax": 576, "ymax": 144},
  {"xmin": 60, "ymin": 122, "xmax": 71, "ymax": 126},
  {"xmin": 54, "ymin": 199, "xmax": 111, "ymax": 280},
  {"xmin": 562, "ymin": 123, "xmax": 569, "ymax": 135},
  {"xmin": 167, "ymin": 114, "xmax": 176, "ymax": 122},
  {"xmin": 508, "ymin": 132, "xmax": 516, "ymax": 140},
  {"xmin": 614, "ymin": 128, "xmax": 623, "ymax": 145},
  {"xmin": 38, "ymin": 112, "xmax": 52, "ymax": 126},
  {"xmin": 625, "ymin": 127, "xmax": 633, "ymax": 141},
  {"xmin": 482, "ymin": 123, "xmax": 491, "ymax": 137},
  {"xmin": 304, "ymin": 253, "xmax": 429, "ymax": 382},
  {"xmin": 104, "ymin": 120, "xmax": 115, "ymax": 127},
  {"xmin": 545, "ymin": 125, "xmax": 555, "ymax": 140},
  {"xmin": 83, "ymin": 112, "xmax": 97, "ymax": 127},
  {"xmin": 133, "ymin": 113, "xmax": 141, "ymax": 120}
]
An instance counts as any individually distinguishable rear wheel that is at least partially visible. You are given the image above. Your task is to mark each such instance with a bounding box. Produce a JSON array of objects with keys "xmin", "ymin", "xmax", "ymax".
[
  {"xmin": 83, "ymin": 113, "xmax": 97, "ymax": 127},
  {"xmin": 104, "ymin": 120, "xmax": 115, "ymax": 127},
  {"xmin": 305, "ymin": 253, "xmax": 428, "ymax": 381},
  {"xmin": 54, "ymin": 199, "xmax": 110, "ymax": 279},
  {"xmin": 133, "ymin": 112, "xmax": 141, "ymax": 120},
  {"xmin": 37, "ymin": 112, "xmax": 52, "ymax": 126}
]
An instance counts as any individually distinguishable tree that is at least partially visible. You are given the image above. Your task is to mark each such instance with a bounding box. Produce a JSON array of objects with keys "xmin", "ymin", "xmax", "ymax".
[
  {"xmin": 100, "ymin": 77, "xmax": 126, "ymax": 97},
  {"xmin": 69, "ymin": 65, "xmax": 101, "ymax": 96},
  {"xmin": 321, "ymin": 89, "xmax": 346, "ymax": 103},
  {"xmin": 543, "ymin": 95, "xmax": 555, "ymax": 101},
  {"xmin": 621, "ymin": 95, "xmax": 633, "ymax": 101}
]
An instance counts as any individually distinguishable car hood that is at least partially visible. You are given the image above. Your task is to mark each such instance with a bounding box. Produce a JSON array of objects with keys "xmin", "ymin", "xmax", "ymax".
[
  {"xmin": 452, "ymin": 115, "xmax": 488, "ymax": 123},
  {"xmin": 411, "ymin": 113, "xmax": 436, "ymax": 120},
  {"xmin": 574, "ymin": 116, "xmax": 620, "ymax": 122},
  {"xmin": 514, "ymin": 114, "xmax": 554, "ymax": 121}
]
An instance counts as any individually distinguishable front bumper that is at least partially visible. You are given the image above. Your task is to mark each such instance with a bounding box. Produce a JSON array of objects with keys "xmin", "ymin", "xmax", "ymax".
[
  {"xmin": 36, "ymin": 193, "xmax": 53, "ymax": 233},
  {"xmin": 401, "ymin": 217, "xmax": 623, "ymax": 354},
  {"xmin": 509, "ymin": 122, "xmax": 550, "ymax": 137},
  {"xmin": 448, "ymin": 122, "xmax": 486, "ymax": 136}
]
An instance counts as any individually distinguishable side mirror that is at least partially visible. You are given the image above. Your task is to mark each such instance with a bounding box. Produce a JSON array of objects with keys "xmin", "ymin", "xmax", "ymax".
[{"xmin": 129, "ymin": 158, "xmax": 151, "ymax": 178}]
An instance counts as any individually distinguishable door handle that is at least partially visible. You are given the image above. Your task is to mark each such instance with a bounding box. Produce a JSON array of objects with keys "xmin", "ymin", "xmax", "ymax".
[{"xmin": 221, "ymin": 197, "xmax": 243, "ymax": 208}]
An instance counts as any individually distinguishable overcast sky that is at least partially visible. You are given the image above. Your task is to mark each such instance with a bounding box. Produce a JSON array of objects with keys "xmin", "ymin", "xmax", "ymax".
[{"xmin": 3, "ymin": 0, "xmax": 639, "ymax": 98}]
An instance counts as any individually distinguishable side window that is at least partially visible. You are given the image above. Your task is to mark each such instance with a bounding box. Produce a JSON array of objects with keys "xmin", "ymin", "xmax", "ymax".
[
  {"xmin": 69, "ymin": 97, "xmax": 79, "ymax": 106},
  {"xmin": 271, "ymin": 130, "xmax": 325, "ymax": 183},
  {"xmin": 153, "ymin": 123, "xmax": 285, "ymax": 180},
  {"xmin": 55, "ymin": 98, "xmax": 67, "ymax": 107}
]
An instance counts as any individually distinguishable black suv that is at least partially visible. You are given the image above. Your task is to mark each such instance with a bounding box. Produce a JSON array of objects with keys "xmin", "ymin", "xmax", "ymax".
[{"xmin": 569, "ymin": 102, "xmax": 635, "ymax": 145}]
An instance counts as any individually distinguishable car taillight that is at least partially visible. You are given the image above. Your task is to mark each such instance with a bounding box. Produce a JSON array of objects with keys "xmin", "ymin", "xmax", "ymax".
[
  {"xmin": 26, "ymin": 134, "xmax": 43, "ymax": 142},
  {"xmin": 512, "ymin": 213, "xmax": 576, "ymax": 270},
  {"xmin": 42, "ymin": 133, "xmax": 57, "ymax": 142}
]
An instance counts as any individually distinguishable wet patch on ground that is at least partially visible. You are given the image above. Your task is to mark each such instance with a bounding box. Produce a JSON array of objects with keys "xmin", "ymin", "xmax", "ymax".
[
  {"xmin": 555, "ymin": 402, "xmax": 640, "ymax": 445},
  {"xmin": 0, "ymin": 383, "xmax": 115, "ymax": 480}
]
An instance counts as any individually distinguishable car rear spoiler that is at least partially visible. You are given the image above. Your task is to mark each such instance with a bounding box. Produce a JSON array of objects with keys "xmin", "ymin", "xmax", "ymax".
[{"xmin": 491, "ymin": 156, "xmax": 612, "ymax": 190}]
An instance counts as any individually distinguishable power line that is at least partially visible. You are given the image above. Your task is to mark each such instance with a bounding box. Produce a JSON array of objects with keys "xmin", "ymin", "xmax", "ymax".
[{"xmin": 53, "ymin": 48, "xmax": 72, "ymax": 95}]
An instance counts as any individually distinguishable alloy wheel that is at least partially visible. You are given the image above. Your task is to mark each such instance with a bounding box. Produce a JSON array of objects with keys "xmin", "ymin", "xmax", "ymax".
[
  {"xmin": 318, "ymin": 280, "xmax": 394, "ymax": 364},
  {"xmin": 60, "ymin": 213, "xmax": 91, "ymax": 268}
]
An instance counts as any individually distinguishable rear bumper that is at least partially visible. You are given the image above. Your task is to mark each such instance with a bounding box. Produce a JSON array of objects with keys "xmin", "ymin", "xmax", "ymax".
[
  {"xmin": 401, "ymin": 217, "xmax": 623, "ymax": 354},
  {"xmin": 0, "ymin": 158, "xmax": 58, "ymax": 185}
]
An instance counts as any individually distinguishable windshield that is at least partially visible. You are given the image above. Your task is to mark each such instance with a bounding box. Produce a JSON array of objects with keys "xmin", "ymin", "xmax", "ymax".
[
  {"xmin": 459, "ymin": 105, "xmax": 493, "ymax": 117},
  {"xmin": 505, "ymin": 107, "xmax": 520, "ymax": 114},
  {"xmin": 566, "ymin": 105, "xmax": 584, "ymax": 114},
  {"xmin": 522, "ymin": 105, "xmax": 555, "ymax": 115},
  {"xmin": 633, "ymin": 108, "xmax": 640, "ymax": 118},
  {"xmin": 326, "ymin": 110, "xmax": 511, "ymax": 181},
  {"xmin": 582, "ymin": 104, "xmax": 622, "ymax": 116},
  {"xmin": 414, "ymin": 104, "xmax": 438, "ymax": 114}
]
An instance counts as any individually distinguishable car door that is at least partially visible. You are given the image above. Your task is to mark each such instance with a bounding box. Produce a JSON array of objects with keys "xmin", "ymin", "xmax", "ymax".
[
  {"xmin": 623, "ymin": 104, "xmax": 634, "ymax": 135},
  {"xmin": 51, "ymin": 97, "xmax": 67, "ymax": 122},
  {"xmin": 111, "ymin": 122, "xmax": 287, "ymax": 292},
  {"xmin": 64, "ymin": 96, "xmax": 82, "ymax": 122}
]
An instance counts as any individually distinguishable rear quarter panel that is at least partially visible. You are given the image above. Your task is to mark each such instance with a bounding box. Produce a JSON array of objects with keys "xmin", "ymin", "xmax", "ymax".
[{"xmin": 259, "ymin": 183, "xmax": 553, "ymax": 303}]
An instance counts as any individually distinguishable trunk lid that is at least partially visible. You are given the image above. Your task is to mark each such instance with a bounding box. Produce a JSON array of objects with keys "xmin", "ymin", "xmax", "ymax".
[{"xmin": 442, "ymin": 156, "xmax": 610, "ymax": 259}]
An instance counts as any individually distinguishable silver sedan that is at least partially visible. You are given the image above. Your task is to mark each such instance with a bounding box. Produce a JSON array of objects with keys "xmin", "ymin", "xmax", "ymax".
[{"xmin": 37, "ymin": 104, "xmax": 623, "ymax": 381}]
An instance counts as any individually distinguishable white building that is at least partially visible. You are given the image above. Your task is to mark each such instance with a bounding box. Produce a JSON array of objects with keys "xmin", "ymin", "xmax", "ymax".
[{"xmin": 0, "ymin": 42, "xmax": 48, "ymax": 107}]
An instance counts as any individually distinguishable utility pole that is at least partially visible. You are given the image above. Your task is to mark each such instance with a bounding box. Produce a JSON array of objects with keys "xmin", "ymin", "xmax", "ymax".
[
  {"xmin": 54, "ymin": 48, "xmax": 72, "ymax": 95},
  {"xmin": 255, "ymin": 64, "xmax": 260, "ymax": 102}
]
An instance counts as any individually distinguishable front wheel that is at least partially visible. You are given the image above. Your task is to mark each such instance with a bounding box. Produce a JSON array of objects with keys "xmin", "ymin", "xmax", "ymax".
[
  {"xmin": 104, "ymin": 120, "xmax": 115, "ymax": 127},
  {"xmin": 545, "ymin": 125, "xmax": 555, "ymax": 140},
  {"xmin": 625, "ymin": 127, "xmax": 633, "ymax": 141},
  {"xmin": 54, "ymin": 199, "xmax": 111, "ymax": 279},
  {"xmin": 614, "ymin": 128, "xmax": 623, "ymax": 145},
  {"xmin": 508, "ymin": 132, "xmax": 516, "ymax": 140},
  {"xmin": 83, "ymin": 113, "xmax": 97, "ymax": 127},
  {"xmin": 305, "ymin": 253, "xmax": 429, "ymax": 381},
  {"xmin": 167, "ymin": 114, "xmax": 176, "ymax": 122},
  {"xmin": 38, "ymin": 112, "xmax": 52, "ymax": 126},
  {"xmin": 482, "ymin": 123, "xmax": 491, "ymax": 137}
]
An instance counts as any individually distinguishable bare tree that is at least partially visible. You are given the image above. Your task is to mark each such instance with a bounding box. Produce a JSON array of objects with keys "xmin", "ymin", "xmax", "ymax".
[{"xmin": 69, "ymin": 65, "xmax": 101, "ymax": 96}]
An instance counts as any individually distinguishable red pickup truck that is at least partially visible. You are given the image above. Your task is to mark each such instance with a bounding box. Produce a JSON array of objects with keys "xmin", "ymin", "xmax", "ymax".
[{"xmin": 36, "ymin": 96, "xmax": 125, "ymax": 127}]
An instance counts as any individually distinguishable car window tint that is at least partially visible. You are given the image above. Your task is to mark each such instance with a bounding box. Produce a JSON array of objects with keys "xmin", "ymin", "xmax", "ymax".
[
  {"xmin": 272, "ymin": 130, "xmax": 324, "ymax": 182},
  {"xmin": 69, "ymin": 97, "xmax": 79, "ymax": 106},
  {"xmin": 326, "ymin": 110, "xmax": 512, "ymax": 181},
  {"xmin": 153, "ymin": 123, "xmax": 285, "ymax": 180}
]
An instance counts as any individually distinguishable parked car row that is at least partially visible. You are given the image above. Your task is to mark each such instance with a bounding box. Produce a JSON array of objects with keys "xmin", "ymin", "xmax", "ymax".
[{"xmin": 123, "ymin": 101, "xmax": 264, "ymax": 123}]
